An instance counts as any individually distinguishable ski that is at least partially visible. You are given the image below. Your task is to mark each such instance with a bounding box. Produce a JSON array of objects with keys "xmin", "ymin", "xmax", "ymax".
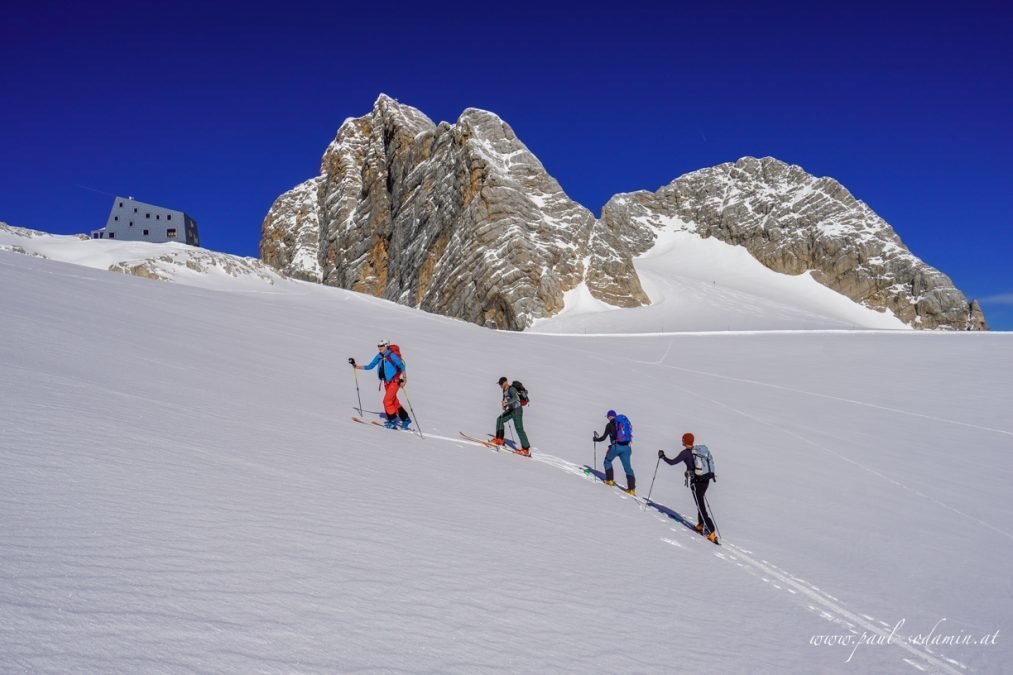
[
  {"xmin": 459, "ymin": 431, "xmax": 501, "ymax": 449},
  {"xmin": 460, "ymin": 432, "xmax": 530, "ymax": 457},
  {"xmin": 352, "ymin": 416, "xmax": 417, "ymax": 434},
  {"xmin": 483, "ymin": 434, "xmax": 534, "ymax": 457}
]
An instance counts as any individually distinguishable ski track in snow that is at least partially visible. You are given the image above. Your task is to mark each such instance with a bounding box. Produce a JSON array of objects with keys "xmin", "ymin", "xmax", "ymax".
[
  {"xmin": 659, "ymin": 364, "xmax": 1013, "ymax": 545},
  {"xmin": 627, "ymin": 349, "xmax": 1012, "ymax": 438},
  {"xmin": 364, "ymin": 422, "xmax": 965, "ymax": 674},
  {"xmin": 568, "ymin": 342, "xmax": 1013, "ymax": 544},
  {"xmin": 4, "ymin": 252, "xmax": 1008, "ymax": 672}
]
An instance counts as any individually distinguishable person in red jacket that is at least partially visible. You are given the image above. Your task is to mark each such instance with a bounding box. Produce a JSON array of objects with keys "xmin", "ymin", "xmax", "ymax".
[{"xmin": 659, "ymin": 432, "xmax": 718, "ymax": 543}]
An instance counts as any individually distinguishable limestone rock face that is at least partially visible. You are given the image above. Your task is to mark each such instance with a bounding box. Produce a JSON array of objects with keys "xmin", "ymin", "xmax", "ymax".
[
  {"xmin": 602, "ymin": 157, "xmax": 987, "ymax": 330},
  {"xmin": 260, "ymin": 100, "xmax": 986, "ymax": 331},
  {"xmin": 261, "ymin": 95, "xmax": 598, "ymax": 330}
]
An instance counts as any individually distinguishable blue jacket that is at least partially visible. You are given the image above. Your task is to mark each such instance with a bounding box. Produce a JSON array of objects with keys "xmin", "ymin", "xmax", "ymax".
[{"xmin": 364, "ymin": 351, "xmax": 405, "ymax": 383}]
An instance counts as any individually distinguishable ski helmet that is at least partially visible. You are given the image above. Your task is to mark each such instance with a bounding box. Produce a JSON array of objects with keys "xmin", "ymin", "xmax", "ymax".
[{"xmin": 606, "ymin": 410, "xmax": 616, "ymax": 418}]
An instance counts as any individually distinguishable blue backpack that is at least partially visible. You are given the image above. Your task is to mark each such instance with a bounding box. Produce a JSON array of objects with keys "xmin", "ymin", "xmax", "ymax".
[{"xmin": 614, "ymin": 414, "xmax": 633, "ymax": 444}]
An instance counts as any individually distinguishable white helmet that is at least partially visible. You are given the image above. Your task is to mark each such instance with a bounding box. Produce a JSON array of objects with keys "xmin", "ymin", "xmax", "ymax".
[{"xmin": 378, "ymin": 339, "xmax": 390, "ymax": 348}]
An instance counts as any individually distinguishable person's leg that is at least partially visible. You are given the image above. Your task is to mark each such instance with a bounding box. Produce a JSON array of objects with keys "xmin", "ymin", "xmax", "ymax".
[
  {"xmin": 495, "ymin": 411, "xmax": 509, "ymax": 439},
  {"xmin": 618, "ymin": 444, "xmax": 635, "ymax": 486},
  {"xmin": 603, "ymin": 444, "xmax": 617, "ymax": 483},
  {"xmin": 695, "ymin": 479, "xmax": 715, "ymax": 532},
  {"xmin": 383, "ymin": 380, "xmax": 400, "ymax": 423},
  {"xmin": 511, "ymin": 408, "xmax": 530, "ymax": 449},
  {"xmin": 690, "ymin": 481, "xmax": 704, "ymax": 527}
]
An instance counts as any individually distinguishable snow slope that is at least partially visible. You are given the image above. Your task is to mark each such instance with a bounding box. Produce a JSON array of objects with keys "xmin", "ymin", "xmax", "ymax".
[
  {"xmin": 532, "ymin": 227, "xmax": 908, "ymax": 333},
  {"xmin": 0, "ymin": 222, "xmax": 281, "ymax": 291},
  {"xmin": 2, "ymin": 250, "xmax": 1011, "ymax": 673}
]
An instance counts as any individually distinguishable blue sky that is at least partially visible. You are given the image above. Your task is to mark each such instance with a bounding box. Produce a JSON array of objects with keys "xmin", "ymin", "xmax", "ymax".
[{"xmin": 2, "ymin": 1, "xmax": 1011, "ymax": 328}]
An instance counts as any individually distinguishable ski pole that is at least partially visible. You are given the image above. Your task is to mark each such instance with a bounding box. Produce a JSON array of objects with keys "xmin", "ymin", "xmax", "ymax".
[
  {"xmin": 644, "ymin": 455, "xmax": 661, "ymax": 509},
  {"xmin": 593, "ymin": 438, "xmax": 597, "ymax": 469},
  {"xmin": 350, "ymin": 360, "xmax": 363, "ymax": 417},
  {"xmin": 401, "ymin": 385, "xmax": 423, "ymax": 439}
]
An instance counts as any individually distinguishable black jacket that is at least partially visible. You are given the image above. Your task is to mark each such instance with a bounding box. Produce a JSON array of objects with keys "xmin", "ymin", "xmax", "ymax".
[{"xmin": 663, "ymin": 448, "xmax": 713, "ymax": 482}]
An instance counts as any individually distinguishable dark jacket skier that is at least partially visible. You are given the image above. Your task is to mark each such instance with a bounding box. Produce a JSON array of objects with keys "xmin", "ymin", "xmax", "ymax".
[
  {"xmin": 594, "ymin": 410, "xmax": 635, "ymax": 494},
  {"xmin": 659, "ymin": 433, "xmax": 718, "ymax": 543}
]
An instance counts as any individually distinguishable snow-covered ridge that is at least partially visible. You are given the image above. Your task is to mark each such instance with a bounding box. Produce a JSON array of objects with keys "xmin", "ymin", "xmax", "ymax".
[
  {"xmin": 1, "ymin": 222, "xmax": 284, "ymax": 290},
  {"xmin": 531, "ymin": 226, "xmax": 909, "ymax": 333},
  {"xmin": 600, "ymin": 157, "xmax": 986, "ymax": 331}
]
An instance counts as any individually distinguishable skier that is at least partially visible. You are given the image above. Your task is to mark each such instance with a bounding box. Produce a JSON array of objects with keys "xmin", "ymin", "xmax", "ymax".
[
  {"xmin": 593, "ymin": 410, "xmax": 636, "ymax": 495},
  {"xmin": 348, "ymin": 340, "xmax": 411, "ymax": 429},
  {"xmin": 659, "ymin": 433, "xmax": 718, "ymax": 543},
  {"xmin": 492, "ymin": 377, "xmax": 531, "ymax": 456}
]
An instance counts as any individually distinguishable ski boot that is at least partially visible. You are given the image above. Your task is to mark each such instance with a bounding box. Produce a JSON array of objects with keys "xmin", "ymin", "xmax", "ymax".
[
  {"xmin": 516, "ymin": 448, "xmax": 531, "ymax": 457},
  {"xmin": 383, "ymin": 419, "xmax": 399, "ymax": 429},
  {"xmin": 401, "ymin": 416, "xmax": 412, "ymax": 430},
  {"xmin": 625, "ymin": 475, "xmax": 636, "ymax": 496},
  {"xmin": 694, "ymin": 523, "xmax": 705, "ymax": 534},
  {"xmin": 490, "ymin": 437, "xmax": 505, "ymax": 446},
  {"xmin": 707, "ymin": 532, "xmax": 719, "ymax": 544}
]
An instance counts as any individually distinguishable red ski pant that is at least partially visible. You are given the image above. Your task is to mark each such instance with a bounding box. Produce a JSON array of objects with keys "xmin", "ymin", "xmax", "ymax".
[{"xmin": 382, "ymin": 379, "xmax": 402, "ymax": 416}]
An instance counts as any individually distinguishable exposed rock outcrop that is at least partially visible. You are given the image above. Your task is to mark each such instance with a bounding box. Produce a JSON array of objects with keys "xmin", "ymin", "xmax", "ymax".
[
  {"xmin": 260, "ymin": 98, "xmax": 986, "ymax": 331},
  {"xmin": 603, "ymin": 157, "xmax": 987, "ymax": 330},
  {"xmin": 261, "ymin": 95, "xmax": 605, "ymax": 330}
]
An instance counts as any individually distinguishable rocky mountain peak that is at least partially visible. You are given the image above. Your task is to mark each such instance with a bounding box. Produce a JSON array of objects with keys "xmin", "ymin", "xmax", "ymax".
[
  {"xmin": 261, "ymin": 97, "xmax": 602, "ymax": 329},
  {"xmin": 616, "ymin": 155, "xmax": 984, "ymax": 329},
  {"xmin": 260, "ymin": 101, "xmax": 986, "ymax": 331}
]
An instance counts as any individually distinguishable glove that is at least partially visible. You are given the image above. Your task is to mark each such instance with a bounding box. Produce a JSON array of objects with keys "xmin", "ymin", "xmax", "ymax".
[
  {"xmin": 658, "ymin": 450, "xmax": 665, "ymax": 459},
  {"xmin": 348, "ymin": 357, "xmax": 356, "ymax": 366}
]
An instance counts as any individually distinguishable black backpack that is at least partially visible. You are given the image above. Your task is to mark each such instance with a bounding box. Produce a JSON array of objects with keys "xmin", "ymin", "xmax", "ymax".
[{"xmin": 512, "ymin": 380, "xmax": 530, "ymax": 406}]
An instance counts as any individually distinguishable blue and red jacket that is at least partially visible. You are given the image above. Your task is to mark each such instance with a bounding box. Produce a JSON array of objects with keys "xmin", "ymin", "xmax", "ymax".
[{"xmin": 363, "ymin": 351, "xmax": 405, "ymax": 383}]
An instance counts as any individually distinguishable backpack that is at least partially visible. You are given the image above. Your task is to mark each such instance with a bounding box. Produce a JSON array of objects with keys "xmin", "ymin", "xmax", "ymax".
[
  {"xmin": 613, "ymin": 414, "xmax": 633, "ymax": 444},
  {"xmin": 378, "ymin": 345, "xmax": 405, "ymax": 380},
  {"xmin": 692, "ymin": 445, "xmax": 716, "ymax": 478},
  {"xmin": 511, "ymin": 380, "xmax": 529, "ymax": 406}
]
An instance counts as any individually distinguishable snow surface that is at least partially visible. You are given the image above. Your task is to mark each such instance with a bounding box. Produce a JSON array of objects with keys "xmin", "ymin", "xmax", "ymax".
[
  {"xmin": 0, "ymin": 224, "xmax": 282, "ymax": 291},
  {"xmin": 2, "ymin": 250, "xmax": 1012, "ymax": 673},
  {"xmin": 532, "ymin": 227, "xmax": 909, "ymax": 334}
]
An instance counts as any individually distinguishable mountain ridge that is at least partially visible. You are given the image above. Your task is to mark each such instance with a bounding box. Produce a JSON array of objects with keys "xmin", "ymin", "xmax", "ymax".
[{"xmin": 270, "ymin": 95, "xmax": 978, "ymax": 331}]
